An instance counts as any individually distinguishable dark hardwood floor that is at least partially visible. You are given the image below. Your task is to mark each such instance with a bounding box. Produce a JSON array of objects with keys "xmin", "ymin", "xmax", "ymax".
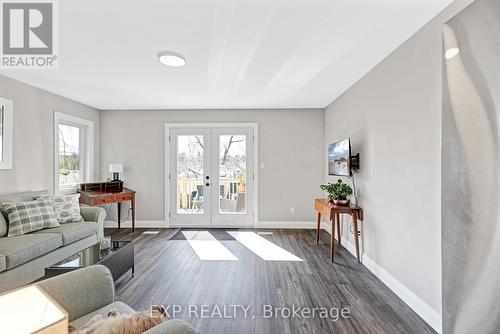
[{"xmin": 106, "ymin": 228, "xmax": 435, "ymax": 334}]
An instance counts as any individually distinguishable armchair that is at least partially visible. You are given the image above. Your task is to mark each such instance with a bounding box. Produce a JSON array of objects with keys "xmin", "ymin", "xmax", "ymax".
[{"xmin": 36, "ymin": 265, "xmax": 196, "ymax": 334}]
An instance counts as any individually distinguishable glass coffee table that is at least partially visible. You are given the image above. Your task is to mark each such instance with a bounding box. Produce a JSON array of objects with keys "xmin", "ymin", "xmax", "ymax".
[{"xmin": 45, "ymin": 240, "xmax": 134, "ymax": 281}]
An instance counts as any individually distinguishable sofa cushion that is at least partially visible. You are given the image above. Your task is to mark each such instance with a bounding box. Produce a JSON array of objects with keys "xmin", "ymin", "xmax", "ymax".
[
  {"xmin": 0, "ymin": 215, "xmax": 7, "ymax": 238},
  {"xmin": 0, "ymin": 255, "xmax": 5, "ymax": 272},
  {"xmin": 35, "ymin": 222, "xmax": 97, "ymax": 245},
  {"xmin": 69, "ymin": 301, "xmax": 135, "ymax": 330},
  {"xmin": 37, "ymin": 194, "xmax": 84, "ymax": 224},
  {"xmin": 0, "ymin": 190, "xmax": 49, "ymax": 237},
  {"xmin": 2, "ymin": 199, "xmax": 60, "ymax": 237},
  {"xmin": 0, "ymin": 233, "xmax": 62, "ymax": 269},
  {"xmin": 0, "ymin": 190, "xmax": 49, "ymax": 204}
]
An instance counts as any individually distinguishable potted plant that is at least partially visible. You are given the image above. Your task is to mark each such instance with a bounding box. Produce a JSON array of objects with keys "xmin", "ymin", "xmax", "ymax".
[{"xmin": 320, "ymin": 179, "xmax": 353, "ymax": 206}]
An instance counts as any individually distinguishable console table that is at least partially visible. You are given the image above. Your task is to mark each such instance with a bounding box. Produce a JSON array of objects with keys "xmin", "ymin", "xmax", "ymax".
[
  {"xmin": 79, "ymin": 181, "xmax": 136, "ymax": 231},
  {"xmin": 314, "ymin": 198, "xmax": 363, "ymax": 263}
]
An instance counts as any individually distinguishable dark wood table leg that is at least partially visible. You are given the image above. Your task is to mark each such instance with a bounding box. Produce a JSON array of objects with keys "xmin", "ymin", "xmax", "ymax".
[
  {"xmin": 353, "ymin": 211, "xmax": 361, "ymax": 263},
  {"xmin": 316, "ymin": 212, "xmax": 321, "ymax": 243},
  {"xmin": 131, "ymin": 198, "xmax": 135, "ymax": 232},
  {"xmin": 117, "ymin": 202, "xmax": 121, "ymax": 229},
  {"xmin": 330, "ymin": 214, "xmax": 335, "ymax": 262},
  {"xmin": 336, "ymin": 213, "xmax": 341, "ymax": 246}
]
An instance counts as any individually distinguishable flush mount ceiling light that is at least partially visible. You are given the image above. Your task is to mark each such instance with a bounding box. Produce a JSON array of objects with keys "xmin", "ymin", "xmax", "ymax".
[
  {"xmin": 445, "ymin": 47, "xmax": 460, "ymax": 60},
  {"xmin": 157, "ymin": 51, "xmax": 186, "ymax": 67}
]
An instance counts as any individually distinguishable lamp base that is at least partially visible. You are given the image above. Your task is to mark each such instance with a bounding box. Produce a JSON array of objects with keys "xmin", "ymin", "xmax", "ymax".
[{"xmin": 112, "ymin": 172, "xmax": 120, "ymax": 181}]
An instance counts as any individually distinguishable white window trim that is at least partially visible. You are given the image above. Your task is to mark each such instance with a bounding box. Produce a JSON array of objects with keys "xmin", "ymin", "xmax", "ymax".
[
  {"xmin": 0, "ymin": 97, "xmax": 13, "ymax": 170},
  {"xmin": 54, "ymin": 112, "xmax": 94, "ymax": 194}
]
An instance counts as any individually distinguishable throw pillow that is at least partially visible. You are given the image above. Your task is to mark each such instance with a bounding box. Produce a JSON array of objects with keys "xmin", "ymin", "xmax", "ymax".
[
  {"xmin": 37, "ymin": 194, "xmax": 84, "ymax": 224},
  {"xmin": 2, "ymin": 199, "xmax": 60, "ymax": 237}
]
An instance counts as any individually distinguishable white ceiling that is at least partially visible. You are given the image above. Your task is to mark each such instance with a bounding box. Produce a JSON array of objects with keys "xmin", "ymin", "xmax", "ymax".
[{"xmin": 0, "ymin": 0, "xmax": 453, "ymax": 110}]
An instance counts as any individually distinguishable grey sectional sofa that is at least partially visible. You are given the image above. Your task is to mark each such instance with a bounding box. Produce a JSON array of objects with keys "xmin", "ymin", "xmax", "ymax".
[
  {"xmin": 36, "ymin": 265, "xmax": 196, "ymax": 333},
  {"xmin": 0, "ymin": 190, "xmax": 106, "ymax": 292}
]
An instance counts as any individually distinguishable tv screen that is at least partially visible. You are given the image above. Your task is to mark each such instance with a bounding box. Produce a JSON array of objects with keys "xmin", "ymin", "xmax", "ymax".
[{"xmin": 328, "ymin": 138, "xmax": 351, "ymax": 176}]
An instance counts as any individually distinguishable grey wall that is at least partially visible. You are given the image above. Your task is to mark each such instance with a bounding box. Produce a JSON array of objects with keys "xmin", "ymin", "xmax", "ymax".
[
  {"xmin": 0, "ymin": 75, "xmax": 100, "ymax": 194},
  {"xmin": 323, "ymin": 0, "xmax": 473, "ymax": 323},
  {"xmin": 100, "ymin": 109, "xmax": 324, "ymax": 222},
  {"xmin": 442, "ymin": 1, "xmax": 500, "ymax": 333}
]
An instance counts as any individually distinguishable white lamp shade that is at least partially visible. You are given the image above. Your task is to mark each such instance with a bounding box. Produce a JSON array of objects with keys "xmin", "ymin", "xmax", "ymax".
[
  {"xmin": 0, "ymin": 285, "xmax": 68, "ymax": 333},
  {"xmin": 109, "ymin": 164, "xmax": 124, "ymax": 173}
]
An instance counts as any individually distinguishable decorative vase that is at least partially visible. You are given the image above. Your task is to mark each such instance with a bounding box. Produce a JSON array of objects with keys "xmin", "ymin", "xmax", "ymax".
[
  {"xmin": 99, "ymin": 236, "xmax": 112, "ymax": 250},
  {"xmin": 333, "ymin": 199, "xmax": 350, "ymax": 206}
]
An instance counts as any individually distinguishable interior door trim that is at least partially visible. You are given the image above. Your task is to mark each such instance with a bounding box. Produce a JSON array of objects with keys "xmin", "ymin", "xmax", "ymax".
[{"xmin": 164, "ymin": 123, "xmax": 258, "ymax": 228}]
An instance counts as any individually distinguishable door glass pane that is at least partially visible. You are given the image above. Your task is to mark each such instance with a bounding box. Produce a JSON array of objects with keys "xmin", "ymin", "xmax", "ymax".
[
  {"xmin": 219, "ymin": 135, "xmax": 246, "ymax": 214},
  {"xmin": 177, "ymin": 135, "xmax": 204, "ymax": 214},
  {"xmin": 58, "ymin": 124, "xmax": 81, "ymax": 188}
]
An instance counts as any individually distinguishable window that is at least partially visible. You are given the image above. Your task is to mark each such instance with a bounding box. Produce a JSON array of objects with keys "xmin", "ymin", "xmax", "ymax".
[
  {"xmin": 54, "ymin": 112, "xmax": 94, "ymax": 193},
  {"xmin": 0, "ymin": 97, "xmax": 13, "ymax": 169}
]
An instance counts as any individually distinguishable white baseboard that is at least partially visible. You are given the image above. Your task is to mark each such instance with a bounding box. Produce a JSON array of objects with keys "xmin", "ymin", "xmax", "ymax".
[
  {"xmin": 255, "ymin": 220, "xmax": 317, "ymax": 229},
  {"xmin": 104, "ymin": 220, "xmax": 167, "ymax": 228},
  {"xmin": 320, "ymin": 222, "xmax": 442, "ymax": 333},
  {"xmin": 105, "ymin": 220, "xmax": 318, "ymax": 229}
]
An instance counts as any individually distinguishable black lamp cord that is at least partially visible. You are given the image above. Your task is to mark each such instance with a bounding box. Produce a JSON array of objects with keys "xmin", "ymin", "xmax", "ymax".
[{"xmin": 350, "ymin": 172, "xmax": 358, "ymax": 204}]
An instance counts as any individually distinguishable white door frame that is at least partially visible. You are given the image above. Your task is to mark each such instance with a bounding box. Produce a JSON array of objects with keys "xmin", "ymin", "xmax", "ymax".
[{"xmin": 164, "ymin": 123, "xmax": 258, "ymax": 228}]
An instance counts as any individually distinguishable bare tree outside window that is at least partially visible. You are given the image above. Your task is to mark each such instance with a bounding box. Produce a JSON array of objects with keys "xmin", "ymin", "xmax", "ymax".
[
  {"xmin": 58, "ymin": 124, "xmax": 81, "ymax": 187},
  {"xmin": 175, "ymin": 134, "xmax": 247, "ymax": 214},
  {"xmin": 219, "ymin": 135, "xmax": 246, "ymax": 213},
  {"xmin": 177, "ymin": 135, "xmax": 204, "ymax": 213}
]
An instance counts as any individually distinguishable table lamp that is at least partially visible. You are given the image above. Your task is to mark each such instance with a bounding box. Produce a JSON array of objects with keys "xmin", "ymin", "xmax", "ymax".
[
  {"xmin": 109, "ymin": 163, "xmax": 124, "ymax": 181},
  {"xmin": 0, "ymin": 285, "xmax": 69, "ymax": 333}
]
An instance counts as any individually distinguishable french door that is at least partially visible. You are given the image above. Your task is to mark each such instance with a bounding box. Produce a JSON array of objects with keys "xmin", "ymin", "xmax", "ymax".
[{"xmin": 168, "ymin": 126, "xmax": 255, "ymax": 227}]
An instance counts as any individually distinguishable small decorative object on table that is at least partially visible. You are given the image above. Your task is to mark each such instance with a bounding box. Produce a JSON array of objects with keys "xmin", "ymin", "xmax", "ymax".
[
  {"xmin": 99, "ymin": 236, "xmax": 112, "ymax": 250},
  {"xmin": 320, "ymin": 179, "xmax": 353, "ymax": 206},
  {"xmin": 109, "ymin": 163, "xmax": 124, "ymax": 181}
]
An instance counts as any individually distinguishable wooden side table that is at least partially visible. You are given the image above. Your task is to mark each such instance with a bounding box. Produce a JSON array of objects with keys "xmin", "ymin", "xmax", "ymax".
[
  {"xmin": 314, "ymin": 198, "xmax": 363, "ymax": 263},
  {"xmin": 79, "ymin": 186, "xmax": 136, "ymax": 232}
]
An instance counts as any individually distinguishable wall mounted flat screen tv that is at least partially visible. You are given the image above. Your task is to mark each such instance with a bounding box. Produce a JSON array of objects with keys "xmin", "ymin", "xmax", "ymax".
[{"xmin": 328, "ymin": 138, "xmax": 351, "ymax": 176}]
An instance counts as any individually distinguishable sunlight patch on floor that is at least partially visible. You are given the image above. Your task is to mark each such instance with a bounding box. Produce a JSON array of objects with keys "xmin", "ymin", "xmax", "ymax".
[
  {"xmin": 227, "ymin": 231, "xmax": 302, "ymax": 262},
  {"xmin": 182, "ymin": 231, "xmax": 238, "ymax": 261}
]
